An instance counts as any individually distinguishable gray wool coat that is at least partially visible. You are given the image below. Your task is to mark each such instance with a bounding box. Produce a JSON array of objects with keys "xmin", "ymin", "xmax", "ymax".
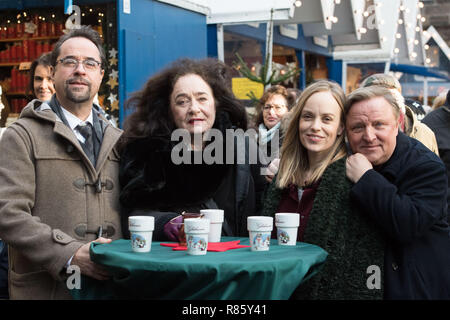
[{"xmin": 0, "ymin": 99, "xmax": 123, "ymax": 299}]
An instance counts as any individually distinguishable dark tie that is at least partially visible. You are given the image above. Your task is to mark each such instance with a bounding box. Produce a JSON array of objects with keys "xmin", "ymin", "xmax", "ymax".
[{"xmin": 77, "ymin": 123, "xmax": 95, "ymax": 165}]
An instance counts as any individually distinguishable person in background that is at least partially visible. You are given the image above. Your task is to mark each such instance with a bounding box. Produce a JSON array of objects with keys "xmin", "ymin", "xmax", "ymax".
[
  {"xmin": 254, "ymin": 85, "xmax": 294, "ymax": 154},
  {"xmin": 287, "ymin": 88, "xmax": 302, "ymax": 107},
  {"xmin": 0, "ymin": 26, "xmax": 123, "ymax": 299},
  {"xmin": 422, "ymin": 89, "xmax": 450, "ymax": 224},
  {"xmin": 28, "ymin": 52, "xmax": 55, "ymax": 101},
  {"xmin": 431, "ymin": 91, "xmax": 448, "ymax": 111},
  {"xmin": 263, "ymin": 80, "xmax": 385, "ymax": 299},
  {"xmin": 359, "ymin": 73, "xmax": 439, "ymax": 155},
  {"xmin": 346, "ymin": 86, "xmax": 450, "ymax": 299},
  {"xmin": 119, "ymin": 58, "xmax": 265, "ymax": 241}
]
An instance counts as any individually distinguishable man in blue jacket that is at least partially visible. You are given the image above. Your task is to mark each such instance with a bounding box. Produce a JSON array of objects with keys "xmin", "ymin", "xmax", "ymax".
[{"xmin": 345, "ymin": 85, "xmax": 450, "ymax": 299}]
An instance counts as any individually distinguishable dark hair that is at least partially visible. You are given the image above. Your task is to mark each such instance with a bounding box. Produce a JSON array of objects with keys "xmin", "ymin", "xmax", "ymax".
[
  {"xmin": 120, "ymin": 58, "xmax": 248, "ymax": 148},
  {"xmin": 255, "ymin": 85, "xmax": 290, "ymax": 127},
  {"xmin": 28, "ymin": 52, "xmax": 53, "ymax": 98},
  {"xmin": 51, "ymin": 25, "xmax": 106, "ymax": 70}
]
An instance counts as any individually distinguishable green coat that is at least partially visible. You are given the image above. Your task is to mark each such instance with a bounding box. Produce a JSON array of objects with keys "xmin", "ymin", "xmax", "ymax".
[{"xmin": 263, "ymin": 158, "xmax": 385, "ymax": 299}]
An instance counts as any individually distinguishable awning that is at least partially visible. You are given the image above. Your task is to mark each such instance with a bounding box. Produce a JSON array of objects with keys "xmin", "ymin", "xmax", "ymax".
[{"xmin": 389, "ymin": 63, "xmax": 450, "ymax": 81}]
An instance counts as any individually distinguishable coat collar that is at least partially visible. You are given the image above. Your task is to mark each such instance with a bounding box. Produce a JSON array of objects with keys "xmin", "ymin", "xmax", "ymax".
[{"xmin": 374, "ymin": 131, "xmax": 410, "ymax": 178}]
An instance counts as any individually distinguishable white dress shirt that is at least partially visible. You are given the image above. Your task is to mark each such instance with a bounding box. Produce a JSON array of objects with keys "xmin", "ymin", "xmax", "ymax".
[{"xmin": 60, "ymin": 106, "xmax": 94, "ymax": 144}]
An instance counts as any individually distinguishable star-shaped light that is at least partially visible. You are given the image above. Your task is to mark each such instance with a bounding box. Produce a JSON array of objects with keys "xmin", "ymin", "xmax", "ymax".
[
  {"xmin": 106, "ymin": 77, "xmax": 118, "ymax": 90},
  {"xmin": 109, "ymin": 57, "xmax": 118, "ymax": 66},
  {"xmin": 107, "ymin": 93, "xmax": 117, "ymax": 104},
  {"xmin": 109, "ymin": 69, "xmax": 118, "ymax": 79},
  {"xmin": 108, "ymin": 48, "xmax": 118, "ymax": 58}
]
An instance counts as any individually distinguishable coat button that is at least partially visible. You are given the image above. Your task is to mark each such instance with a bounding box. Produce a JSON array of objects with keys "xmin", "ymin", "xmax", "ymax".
[{"xmin": 392, "ymin": 262, "xmax": 399, "ymax": 271}]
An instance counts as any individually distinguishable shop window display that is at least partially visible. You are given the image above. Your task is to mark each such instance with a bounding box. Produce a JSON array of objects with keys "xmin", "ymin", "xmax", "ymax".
[{"xmin": 0, "ymin": 3, "xmax": 118, "ymax": 127}]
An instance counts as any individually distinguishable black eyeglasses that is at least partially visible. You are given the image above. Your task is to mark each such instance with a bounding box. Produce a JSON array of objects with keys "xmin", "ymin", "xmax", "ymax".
[{"xmin": 57, "ymin": 57, "xmax": 102, "ymax": 71}]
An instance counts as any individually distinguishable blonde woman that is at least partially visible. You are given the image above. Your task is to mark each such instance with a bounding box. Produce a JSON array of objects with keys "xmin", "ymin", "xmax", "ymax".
[{"xmin": 263, "ymin": 80, "xmax": 385, "ymax": 300}]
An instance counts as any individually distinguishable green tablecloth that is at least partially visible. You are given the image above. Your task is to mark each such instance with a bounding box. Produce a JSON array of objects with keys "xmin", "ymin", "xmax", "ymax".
[{"xmin": 71, "ymin": 237, "xmax": 328, "ymax": 300}]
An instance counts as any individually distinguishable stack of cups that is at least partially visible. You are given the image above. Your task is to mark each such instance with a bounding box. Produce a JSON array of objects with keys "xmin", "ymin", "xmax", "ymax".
[
  {"xmin": 129, "ymin": 216, "xmax": 155, "ymax": 253},
  {"xmin": 200, "ymin": 209, "xmax": 224, "ymax": 243},
  {"xmin": 275, "ymin": 213, "xmax": 300, "ymax": 246},
  {"xmin": 184, "ymin": 218, "xmax": 210, "ymax": 255},
  {"xmin": 247, "ymin": 216, "xmax": 273, "ymax": 251}
]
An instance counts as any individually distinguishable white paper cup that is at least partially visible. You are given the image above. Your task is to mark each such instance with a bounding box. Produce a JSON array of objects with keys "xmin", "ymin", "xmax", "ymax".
[
  {"xmin": 275, "ymin": 213, "xmax": 300, "ymax": 246},
  {"xmin": 129, "ymin": 216, "xmax": 155, "ymax": 253},
  {"xmin": 200, "ymin": 209, "xmax": 224, "ymax": 243},
  {"xmin": 184, "ymin": 218, "xmax": 210, "ymax": 255},
  {"xmin": 247, "ymin": 216, "xmax": 273, "ymax": 251}
]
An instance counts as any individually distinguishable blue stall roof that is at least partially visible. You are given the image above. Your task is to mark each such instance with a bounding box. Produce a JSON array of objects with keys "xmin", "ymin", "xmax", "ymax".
[{"xmin": 390, "ymin": 63, "xmax": 450, "ymax": 81}]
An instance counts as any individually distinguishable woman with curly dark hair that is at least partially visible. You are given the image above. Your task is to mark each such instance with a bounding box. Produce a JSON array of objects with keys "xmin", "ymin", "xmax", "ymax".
[{"xmin": 119, "ymin": 58, "xmax": 265, "ymax": 241}]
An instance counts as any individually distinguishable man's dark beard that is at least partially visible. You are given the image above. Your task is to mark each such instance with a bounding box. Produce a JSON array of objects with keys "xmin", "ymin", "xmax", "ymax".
[{"xmin": 64, "ymin": 79, "xmax": 92, "ymax": 103}]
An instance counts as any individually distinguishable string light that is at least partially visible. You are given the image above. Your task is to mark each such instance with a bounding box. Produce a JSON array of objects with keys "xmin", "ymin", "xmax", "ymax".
[
  {"xmin": 294, "ymin": 0, "xmax": 302, "ymax": 7},
  {"xmin": 418, "ymin": 2, "xmax": 424, "ymax": 8},
  {"xmin": 396, "ymin": 33, "xmax": 402, "ymax": 39},
  {"xmin": 424, "ymin": 44, "xmax": 430, "ymax": 50},
  {"xmin": 394, "ymin": 48, "xmax": 400, "ymax": 54}
]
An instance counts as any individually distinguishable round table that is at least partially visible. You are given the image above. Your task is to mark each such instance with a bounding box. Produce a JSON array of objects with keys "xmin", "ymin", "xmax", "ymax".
[{"xmin": 71, "ymin": 237, "xmax": 328, "ymax": 300}]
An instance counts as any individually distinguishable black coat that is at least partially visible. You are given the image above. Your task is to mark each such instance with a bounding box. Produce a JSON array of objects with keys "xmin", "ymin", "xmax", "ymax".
[
  {"xmin": 351, "ymin": 132, "xmax": 450, "ymax": 299},
  {"xmin": 422, "ymin": 103, "xmax": 450, "ymax": 223},
  {"xmin": 119, "ymin": 112, "xmax": 266, "ymax": 240}
]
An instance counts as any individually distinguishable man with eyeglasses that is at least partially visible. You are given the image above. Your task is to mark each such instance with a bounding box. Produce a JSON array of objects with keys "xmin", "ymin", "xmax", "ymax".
[{"xmin": 0, "ymin": 26, "xmax": 122, "ymax": 299}]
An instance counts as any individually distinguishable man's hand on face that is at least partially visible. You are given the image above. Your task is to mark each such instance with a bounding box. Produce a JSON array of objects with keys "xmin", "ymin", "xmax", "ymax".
[
  {"xmin": 71, "ymin": 237, "xmax": 112, "ymax": 281},
  {"xmin": 346, "ymin": 153, "xmax": 373, "ymax": 183}
]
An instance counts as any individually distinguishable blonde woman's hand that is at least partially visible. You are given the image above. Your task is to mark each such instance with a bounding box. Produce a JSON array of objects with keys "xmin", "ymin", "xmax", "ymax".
[{"xmin": 265, "ymin": 158, "xmax": 280, "ymax": 183}]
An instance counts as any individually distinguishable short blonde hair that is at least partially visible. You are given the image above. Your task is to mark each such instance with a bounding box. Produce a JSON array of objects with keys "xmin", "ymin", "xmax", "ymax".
[
  {"xmin": 346, "ymin": 86, "xmax": 401, "ymax": 120},
  {"xmin": 276, "ymin": 80, "xmax": 346, "ymax": 189}
]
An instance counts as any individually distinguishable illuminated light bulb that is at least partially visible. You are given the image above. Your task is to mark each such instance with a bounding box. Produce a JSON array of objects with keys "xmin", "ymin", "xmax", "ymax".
[
  {"xmin": 396, "ymin": 33, "xmax": 402, "ymax": 39},
  {"xmin": 424, "ymin": 44, "xmax": 429, "ymax": 50},
  {"xmin": 394, "ymin": 48, "xmax": 400, "ymax": 54},
  {"xmin": 414, "ymin": 39, "xmax": 419, "ymax": 45},
  {"xmin": 418, "ymin": 2, "xmax": 424, "ymax": 8},
  {"xmin": 294, "ymin": 0, "xmax": 302, "ymax": 7},
  {"xmin": 51, "ymin": 14, "xmax": 55, "ymax": 18},
  {"xmin": 411, "ymin": 52, "xmax": 417, "ymax": 58},
  {"xmin": 89, "ymin": 8, "xmax": 93, "ymax": 12},
  {"xmin": 358, "ymin": 27, "xmax": 367, "ymax": 34},
  {"xmin": 417, "ymin": 14, "xmax": 422, "ymax": 20},
  {"xmin": 381, "ymin": 36, "xmax": 387, "ymax": 42},
  {"xmin": 425, "ymin": 58, "xmax": 431, "ymax": 64},
  {"xmin": 332, "ymin": 16, "xmax": 339, "ymax": 23},
  {"xmin": 335, "ymin": 0, "xmax": 341, "ymax": 4},
  {"xmin": 399, "ymin": 5, "xmax": 405, "ymax": 11},
  {"xmin": 415, "ymin": 27, "xmax": 420, "ymax": 32},
  {"xmin": 363, "ymin": 11, "xmax": 369, "ymax": 17},
  {"xmin": 421, "ymin": 17, "xmax": 426, "ymax": 22}
]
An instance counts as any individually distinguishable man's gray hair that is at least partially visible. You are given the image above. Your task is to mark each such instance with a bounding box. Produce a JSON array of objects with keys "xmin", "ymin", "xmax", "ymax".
[{"xmin": 345, "ymin": 86, "xmax": 401, "ymax": 119}]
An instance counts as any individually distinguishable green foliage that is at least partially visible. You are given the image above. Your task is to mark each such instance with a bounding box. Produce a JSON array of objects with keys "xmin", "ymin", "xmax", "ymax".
[{"xmin": 233, "ymin": 52, "xmax": 301, "ymax": 88}]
